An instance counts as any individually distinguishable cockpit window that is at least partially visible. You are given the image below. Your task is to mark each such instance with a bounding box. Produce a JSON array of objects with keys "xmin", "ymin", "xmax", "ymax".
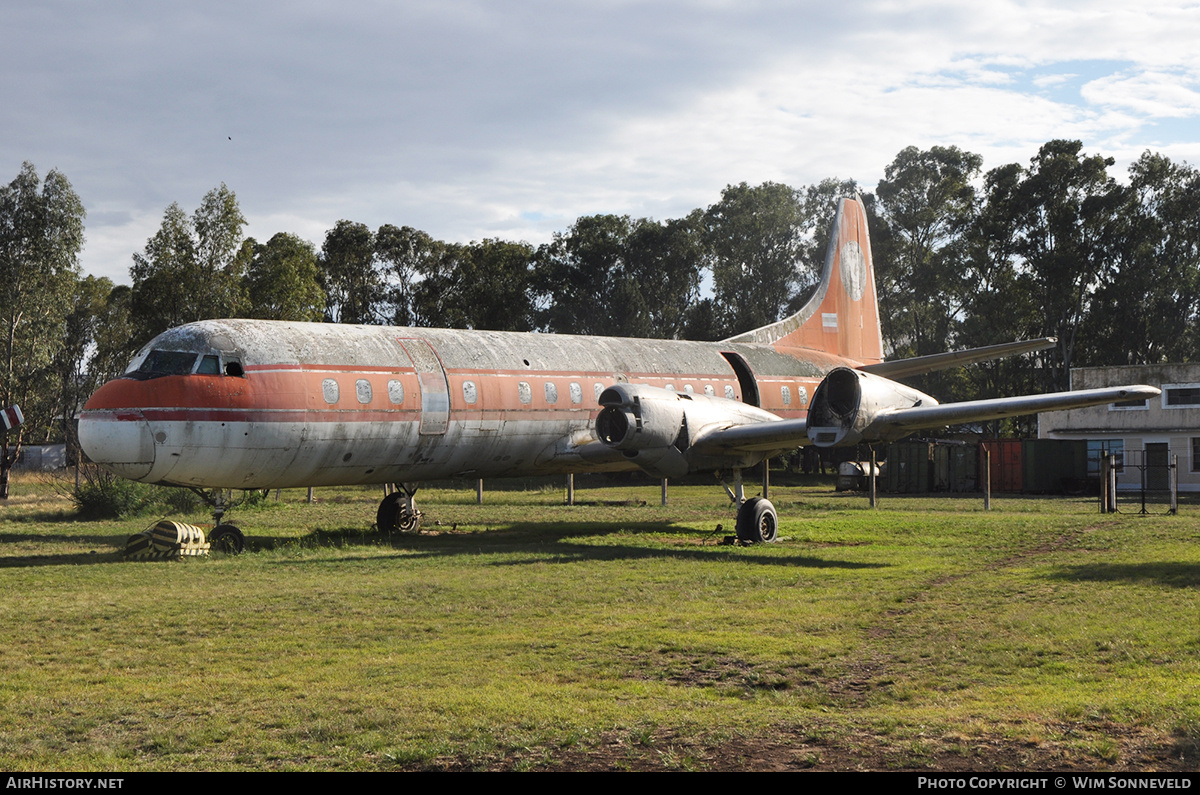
[
  {"xmin": 136, "ymin": 350, "xmax": 199, "ymax": 376},
  {"xmin": 126, "ymin": 349, "xmax": 245, "ymax": 380}
]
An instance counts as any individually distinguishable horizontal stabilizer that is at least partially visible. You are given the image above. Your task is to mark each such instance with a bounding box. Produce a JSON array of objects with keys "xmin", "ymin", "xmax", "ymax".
[{"xmin": 860, "ymin": 338, "xmax": 1057, "ymax": 380}]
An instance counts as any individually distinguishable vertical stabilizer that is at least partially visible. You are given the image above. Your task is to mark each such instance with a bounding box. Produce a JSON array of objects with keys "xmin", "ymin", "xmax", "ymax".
[{"xmin": 724, "ymin": 196, "xmax": 884, "ymax": 365}]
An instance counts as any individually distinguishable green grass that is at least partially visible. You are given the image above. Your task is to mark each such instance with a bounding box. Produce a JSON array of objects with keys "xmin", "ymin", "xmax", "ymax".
[{"xmin": 0, "ymin": 472, "xmax": 1197, "ymax": 770}]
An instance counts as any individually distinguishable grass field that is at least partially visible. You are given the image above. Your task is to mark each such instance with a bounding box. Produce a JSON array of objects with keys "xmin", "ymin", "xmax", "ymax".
[{"xmin": 0, "ymin": 471, "xmax": 1197, "ymax": 771}]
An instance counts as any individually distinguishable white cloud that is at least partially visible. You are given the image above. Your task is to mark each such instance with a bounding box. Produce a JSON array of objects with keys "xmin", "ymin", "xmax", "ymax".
[{"xmin": 1082, "ymin": 70, "xmax": 1200, "ymax": 118}]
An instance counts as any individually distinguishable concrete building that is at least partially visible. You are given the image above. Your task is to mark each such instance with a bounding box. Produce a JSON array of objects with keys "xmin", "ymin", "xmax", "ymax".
[
  {"xmin": 14, "ymin": 444, "xmax": 67, "ymax": 471},
  {"xmin": 1038, "ymin": 363, "xmax": 1200, "ymax": 492}
]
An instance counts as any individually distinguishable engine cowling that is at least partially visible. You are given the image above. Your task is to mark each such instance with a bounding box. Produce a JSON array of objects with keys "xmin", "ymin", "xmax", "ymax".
[
  {"xmin": 806, "ymin": 367, "xmax": 937, "ymax": 447},
  {"xmin": 595, "ymin": 383, "xmax": 778, "ymax": 478}
]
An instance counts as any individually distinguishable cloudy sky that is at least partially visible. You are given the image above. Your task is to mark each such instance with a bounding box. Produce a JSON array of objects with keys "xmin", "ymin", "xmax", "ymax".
[{"xmin": 4, "ymin": 0, "xmax": 1199, "ymax": 284}]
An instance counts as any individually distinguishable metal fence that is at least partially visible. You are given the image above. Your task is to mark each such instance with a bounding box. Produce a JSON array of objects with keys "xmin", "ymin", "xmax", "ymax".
[{"xmin": 1103, "ymin": 450, "xmax": 1177, "ymax": 515}]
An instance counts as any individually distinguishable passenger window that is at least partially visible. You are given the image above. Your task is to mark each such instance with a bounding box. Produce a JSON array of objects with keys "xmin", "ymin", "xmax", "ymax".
[
  {"xmin": 704, "ymin": 385, "xmax": 715, "ymax": 397},
  {"xmin": 569, "ymin": 382, "xmax": 582, "ymax": 404},
  {"xmin": 684, "ymin": 384, "xmax": 694, "ymax": 394},
  {"xmin": 724, "ymin": 385, "xmax": 736, "ymax": 400},
  {"xmin": 322, "ymin": 378, "xmax": 339, "ymax": 404},
  {"xmin": 463, "ymin": 380, "xmax": 478, "ymax": 404},
  {"xmin": 544, "ymin": 382, "xmax": 558, "ymax": 404},
  {"xmin": 518, "ymin": 382, "xmax": 532, "ymax": 404},
  {"xmin": 356, "ymin": 379, "xmax": 372, "ymax": 404},
  {"xmin": 782, "ymin": 385, "xmax": 792, "ymax": 405},
  {"xmin": 594, "ymin": 383, "xmax": 604, "ymax": 403},
  {"xmin": 197, "ymin": 355, "xmax": 220, "ymax": 374},
  {"xmin": 387, "ymin": 380, "xmax": 405, "ymax": 404}
]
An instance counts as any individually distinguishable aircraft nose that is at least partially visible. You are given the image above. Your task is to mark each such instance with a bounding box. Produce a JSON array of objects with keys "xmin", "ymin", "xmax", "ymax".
[{"xmin": 78, "ymin": 384, "xmax": 156, "ymax": 481}]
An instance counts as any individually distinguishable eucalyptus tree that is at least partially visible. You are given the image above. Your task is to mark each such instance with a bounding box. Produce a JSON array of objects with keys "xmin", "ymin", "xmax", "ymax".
[
  {"xmin": 534, "ymin": 214, "xmax": 635, "ymax": 336},
  {"xmin": 1080, "ymin": 152, "xmax": 1200, "ymax": 366},
  {"xmin": 622, "ymin": 214, "xmax": 705, "ymax": 340},
  {"xmin": 51, "ymin": 276, "xmax": 113, "ymax": 460},
  {"xmin": 533, "ymin": 212, "xmax": 704, "ymax": 339},
  {"xmin": 1007, "ymin": 140, "xmax": 1119, "ymax": 391},
  {"xmin": 873, "ymin": 147, "xmax": 982, "ymax": 358},
  {"xmin": 318, "ymin": 220, "xmax": 383, "ymax": 325},
  {"xmin": 703, "ymin": 182, "xmax": 808, "ymax": 338},
  {"xmin": 872, "ymin": 147, "xmax": 982, "ymax": 401},
  {"xmin": 244, "ymin": 233, "xmax": 326, "ymax": 322},
  {"xmin": 88, "ymin": 284, "xmax": 136, "ymax": 386},
  {"xmin": 129, "ymin": 184, "xmax": 247, "ymax": 347},
  {"xmin": 413, "ymin": 239, "xmax": 537, "ymax": 331},
  {"xmin": 0, "ymin": 163, "xmax": 85, "ymax": 497},
  {"xmin": 375, "ymin": 224, "xmax": 444, "ymax": 327}
]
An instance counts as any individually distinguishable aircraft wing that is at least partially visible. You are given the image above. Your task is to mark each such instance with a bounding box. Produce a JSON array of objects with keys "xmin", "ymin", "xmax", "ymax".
[
  {"xmin": 692, "ymin": 382, "xmax": 1161, "ymax": 454},
  {"xmin": 805, "ymin": 373, "xmax": 1161, "ymax": 448},
  {"xmin": 861, "ymin": 385, "xmax": 1159, "ymax": 433},
  {"xmin": 589, "ymin": 377, "xmax": 1160, "ymax": 476},
  {"xmin": 690, "ymin": 418, "xmax": 807, "ymax": 455}
]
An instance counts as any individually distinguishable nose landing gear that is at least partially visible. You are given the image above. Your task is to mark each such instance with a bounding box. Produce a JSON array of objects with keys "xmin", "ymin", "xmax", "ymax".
[
  {"xmin": 209, "ymin": 523, "xmax": 246, "ymax": 554},
  {"xmin": 185, "ymin": 486, "xmax": 250, "ymax": 554}
]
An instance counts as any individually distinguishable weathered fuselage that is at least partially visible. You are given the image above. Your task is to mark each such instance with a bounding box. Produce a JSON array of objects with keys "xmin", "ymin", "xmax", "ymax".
[
  {"xmin": 81, "ymin": 198, "xmax": 887, "ymax": 491},
  {"xmin": 78, "ymin": 319, "xmax": 855, "ymax": 490}
]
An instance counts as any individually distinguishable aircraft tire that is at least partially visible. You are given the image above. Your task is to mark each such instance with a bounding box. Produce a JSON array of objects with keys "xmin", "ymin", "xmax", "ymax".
[
  {"xmin": 210, "ymin": 524, "xmax": 245, "ymax": 554},
  {"xmin": 377, "ymin": 492, "xmax": 420, "ymax": 534},
  {"xmin": 736, "ymin": 497, "xmax": 778, "ymax": 544}
]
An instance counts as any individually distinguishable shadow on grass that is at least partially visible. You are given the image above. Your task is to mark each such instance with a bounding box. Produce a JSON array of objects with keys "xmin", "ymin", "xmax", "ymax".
[
  {"xmin": 263, "ymin": 520, "xmax": 888, "ymax": 570},
  {"xmin": 1046, "ymin": 562, "xmax": 1200, "ymax": 589},
  {"xmin": 0, "ymin": 532, "xmax": 125, "ymax": 567},
  {"xmin": 0, "ymin": 516, "xmax": 888, "ymax": 571}
]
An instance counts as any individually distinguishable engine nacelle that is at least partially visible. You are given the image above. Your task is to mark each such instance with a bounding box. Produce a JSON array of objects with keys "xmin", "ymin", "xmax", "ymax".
[
  {"xmin": 806, "ymin": 367, "xmax": 937, "ymax": 447},
  {"xmin": 595, "ymin": 383, "xmax": 777, "ymax": 478}
]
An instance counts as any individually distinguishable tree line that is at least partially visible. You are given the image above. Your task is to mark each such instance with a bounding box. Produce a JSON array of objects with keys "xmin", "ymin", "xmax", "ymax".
[{"xmin": 3, "ymin": 139, "xmax": 1199, "ymax": 491}]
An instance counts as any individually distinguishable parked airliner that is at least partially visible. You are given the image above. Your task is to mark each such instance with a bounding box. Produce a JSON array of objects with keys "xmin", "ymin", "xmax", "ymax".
[{"xmin": 79, "ymin": 197, "xmax": 1159, "ymax": 551}]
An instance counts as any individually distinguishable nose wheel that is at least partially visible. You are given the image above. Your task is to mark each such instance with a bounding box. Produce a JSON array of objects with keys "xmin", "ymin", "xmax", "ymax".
[
  {"xmin": 210, "ymin": 523, "xmax": 246, "ymax": 554},
  {"xmin": 185, "ymin": 487, "xmax": 254, "ymax": 554}
]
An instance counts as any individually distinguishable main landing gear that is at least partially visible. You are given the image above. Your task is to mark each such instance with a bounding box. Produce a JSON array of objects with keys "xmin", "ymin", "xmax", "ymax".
[
  {"xmin": 377, "ymin": 483, "xmax": 422, "ymax": 534},
  {"xmin": 718, "ymin": 469, "xmax": 779, "ymax": 544}
]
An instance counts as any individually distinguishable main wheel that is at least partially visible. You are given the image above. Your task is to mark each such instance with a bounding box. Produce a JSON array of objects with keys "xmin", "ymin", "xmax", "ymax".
[
  {"xmin": 376, "ymin": 491, "xmax": 420, "ymax": 534},
  {"xmin": 735, "ymin": 497, "xmax": 778, "ymax": 544},
  {"xmin": 210, "ymin": 523, "xmax": 245, "ymax": 554}
]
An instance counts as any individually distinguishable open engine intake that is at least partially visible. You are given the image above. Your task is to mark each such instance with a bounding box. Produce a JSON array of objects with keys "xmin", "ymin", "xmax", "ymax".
[
  {"xmin": 595, "ymin": 383, "xmax": 778, "ymax": 478},
  {"xmin": 806, "ymin": 367, "xmax": 937, "ymax": 447}
]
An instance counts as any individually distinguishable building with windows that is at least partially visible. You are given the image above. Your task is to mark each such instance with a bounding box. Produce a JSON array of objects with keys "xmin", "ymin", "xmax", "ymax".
[{"xmin": 1038, "ymin": 364, "xmax": 1200, "ymax": 491}]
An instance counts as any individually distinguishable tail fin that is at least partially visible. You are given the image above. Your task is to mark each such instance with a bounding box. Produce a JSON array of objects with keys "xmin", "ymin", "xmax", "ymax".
[{"xmin": 723, "ymin": 196, "xmax": 884, "ymax": 366}]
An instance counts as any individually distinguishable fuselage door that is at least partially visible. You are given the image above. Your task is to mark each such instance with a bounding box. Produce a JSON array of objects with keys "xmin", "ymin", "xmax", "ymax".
[
  {"xmin": 719, "ymin": 351, "xmax": 760, "ymax": 407},
  {"xmin": 398, "ymin": 338, "xmax": 450, "ymax": 436}
]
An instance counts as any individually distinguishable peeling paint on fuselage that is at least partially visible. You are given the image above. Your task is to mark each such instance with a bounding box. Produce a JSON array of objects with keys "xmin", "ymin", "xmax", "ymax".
[{"xmin": 80, "ymin": 319, "xmax": 860, "ymax": 490}]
